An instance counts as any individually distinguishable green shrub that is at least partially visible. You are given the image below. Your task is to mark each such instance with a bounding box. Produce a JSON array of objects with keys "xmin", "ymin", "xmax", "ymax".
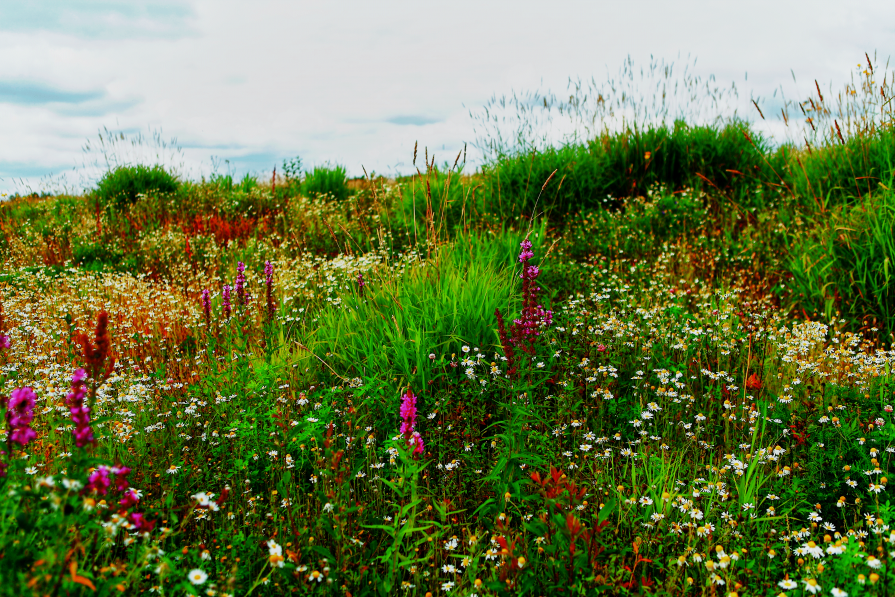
[
  {"xmin": 484, "ymin": 120, "xmax": 781, "ymax": 219},
  {"xmin": 303, "ymin": 164, "xmax": 349, "ymax": 201},
  {"xmin": 94, "ymin": 164, "xmax": 180, "ymax": 210}
]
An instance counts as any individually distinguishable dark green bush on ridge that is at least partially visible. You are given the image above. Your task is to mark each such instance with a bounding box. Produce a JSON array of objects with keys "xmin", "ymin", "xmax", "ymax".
[
  {"xmin": 303, "ymin": 164, "xmax": 349, "ymax": 201},
  {"xmin": 95, "ymin": 164, "xmax": 180, "ymax": 210},
  {"xmin": 484, "ymin": 120, "xmax": 783, "ymax": 218}
]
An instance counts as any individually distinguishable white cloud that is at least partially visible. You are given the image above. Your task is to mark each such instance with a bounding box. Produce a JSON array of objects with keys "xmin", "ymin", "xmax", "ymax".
[{"xmin": 1, "ymin": 0, "xmax": 894, "ymax": 193}]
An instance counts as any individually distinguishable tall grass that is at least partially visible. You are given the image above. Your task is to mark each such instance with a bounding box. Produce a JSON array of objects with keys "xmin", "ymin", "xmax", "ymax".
[{"xmin": 304, "ymin": 235, "xmax": 529, "ymax": 393}]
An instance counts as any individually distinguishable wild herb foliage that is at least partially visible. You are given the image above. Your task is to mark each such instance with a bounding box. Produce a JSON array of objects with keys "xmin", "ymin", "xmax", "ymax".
[{"xmin": 1, "ymin": 56, "xmax": 895, "ymax": 597}]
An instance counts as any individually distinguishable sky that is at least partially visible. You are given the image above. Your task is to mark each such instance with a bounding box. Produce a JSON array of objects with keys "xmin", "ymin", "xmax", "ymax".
[{"xmin": 1, "ymin": 0, "xmax": 893, "ymax": 194}]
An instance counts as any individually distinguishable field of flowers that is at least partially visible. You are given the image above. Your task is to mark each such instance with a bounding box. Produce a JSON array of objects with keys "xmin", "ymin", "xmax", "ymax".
[{"xmin": 1, "ymin": 61, "xmax": 894, "ymax": 597}]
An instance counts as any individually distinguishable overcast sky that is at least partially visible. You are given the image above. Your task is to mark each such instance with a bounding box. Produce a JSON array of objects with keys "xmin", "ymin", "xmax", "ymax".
[{"xmin": 1, "ymin": 0, "xmax": 893, "ymax": 194}]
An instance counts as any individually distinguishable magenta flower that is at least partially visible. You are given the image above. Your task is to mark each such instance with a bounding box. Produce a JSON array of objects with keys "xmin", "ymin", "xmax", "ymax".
[
  {"xmin": 201, "ymin": 289, "xmax": 211, "ymax": 327},
  {"xmin": 264, "ymin": 261, "xmax": 276, "ymax": 321},
  {"xmin": 86, "ymin": 466, "xmax": 111, "ymax": 495},
  {"xmin": 0, "ymin": 334, "xmax": 9, "ymax": 350},
  {"xmin": 512, "ymin": 240, "xmax": 552, "ymax": 351},
  {"xmin": 119, "ymin": 489, "xmax": 140, "ymax": 509},
  {"xmin": 112, "ymin": 465, "xmax": 131, "ymax": 491},
  {"xmin": 7, "ymin": 386, "xmax": 37, "ymax": 446},
  {"xmin": 409, "ymin": 431, "xmax": 425, "ymax": 456},
  {"xmin": 399, "ymin": 390, "xmax": 425, "ymax": 457},
  {"xmin": 235, "ymin": 261, "xmax": 247, "ymax": 306},
  {"xmin": 66, "ymin": 368, "xmax": 94, "ymax": 448},
  {"xmin": 518, "ymin": 239, "xmax": 534, "ymax": 262},
  {"xmin": 399, "ymin": 390, "xmax": 417, "ymax": 436},
  {"xmin": 357, "ymin": 272, "xmax": 366, "ymax": 297},
  {"xmin": 222, "ymin": 285, "xmax": 232, "ymax": 319},
  {"xmin": 129, "ymin": 511, "xmax": 155, "ymax": 534}
]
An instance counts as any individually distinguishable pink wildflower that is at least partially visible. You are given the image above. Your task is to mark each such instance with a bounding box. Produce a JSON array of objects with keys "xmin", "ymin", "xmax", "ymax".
[
  {"xmin": 66, "ymin": 368, "xmax": 94, "ymax": 448},
  {"xmin": 201, "ymin": 289, "xmax": 211, "ymax": 327},
  {"xmin": 222, "ymin": 285, "xmax": 232, "ymax": 319},
  {"xmin": 86, "ymin": 466, "xmax": 111, "ymax": 495},
  {"xmin": 399, "ymin": 390, "xmax": 417, "ymax": 436},
  {"xmin": 265, "ymin": 261, "xmax": 276, "ymax": 321},
  {"xmin": 399, "ymin": 390, "xmax": 425, "ymax": 457},
  {"xmin": 7, "ymin": 387, "xmax": 37, "ymax": 446}
]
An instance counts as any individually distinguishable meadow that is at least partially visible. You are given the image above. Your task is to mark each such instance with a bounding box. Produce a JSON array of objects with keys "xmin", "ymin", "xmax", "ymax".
[{"xmin": 0, "ymin": 57, "xmax": 894, "ymax": 596}]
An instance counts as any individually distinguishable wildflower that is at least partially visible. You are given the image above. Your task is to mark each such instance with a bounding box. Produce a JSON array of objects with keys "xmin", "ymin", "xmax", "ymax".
[
  {"xmin": 235, "ymin": 261, "xmax": 247, "ymax": 306},
  {"xmin": 201, "ymin": 289, "xmax": 211, "ymax": 327},
  {"xmin": 112, "ymin": 465, "xmax": 132, "ymax": 491},
  {"xmin": 79, "ymin": 310, "xmax": 114, "ymax": 386},
  {"xmin": 831, "ymin": 589, "xmax": 848, "ymax": 597},
  {"xmin": 745, "ymin": 373, "xmax": 762, "ymax": 391},
  {"xmin": 119, "ymin": 489, "xmax": 141, "ymax": 509},
  {"xmin": 66, "ymin": 369, "xmax": 94, "ymax": 447},
  {"xmin": 400, "ymin": 390, "xmax": 418, "ymax": 435},
  {"xmin": 86, "ymin": 466, "xmax": 111, "ymax": 495},
  {"xmin": 129, "ymin": 511, "xmax": 155, "ymax": 534},
  {"xmin": 267, "ymin": 540, "xmax": 285, "ymax": 568},
  {"xmin": 441, "ymin": 581, "xmax": 455, "ymax": 592},
  {"xmin": 802, "ymin": 578, "xmax": 821, "ymax": 594},
  {"xmin": 7, "ymin": 386, "xmax": 37, "ymax": 446},
  {"xmin": 188, "ymin": 569, "xmax": 208, "ymax": 585},
  {"xmin": 778, "ymin": 579, "xmax": 797, "ymax": 589},
  {"xmin": 265, "ymin": 261, "xmax": 276, "ymax": 320},
  {"xmin": 399, "ymin": 390, "xmax": 424, "ymax": 457},
  {"xmin": 166, "ymin": 465, "xmax": 181, "ymax": 474},
  {"xmin": 222, "ymin": 285, "xmax": 232, "ymax": 318}
]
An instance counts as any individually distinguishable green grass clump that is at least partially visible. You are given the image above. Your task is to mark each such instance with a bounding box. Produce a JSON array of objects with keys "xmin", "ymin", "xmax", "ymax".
[
  {"xmin": 95, "ymin": 164, "xmax": 180, "ymax": 210},
  {"xmin": 304, "ymin": 231, "xmax": 549, "ymax": 393},
  {"xmin": 787, "ymin": 188, "xmax": 895, "ymax": 340},
  {"xmin": 483, "ymin": 120, "xmax": 782, "ymax": 219},
  {"xmin": 790, "ymin": 130, "xmax": 895, "ymax": 208},
  {"xmin": 303, "ymin": 164, "xmax": 350, "ymax": 201}
]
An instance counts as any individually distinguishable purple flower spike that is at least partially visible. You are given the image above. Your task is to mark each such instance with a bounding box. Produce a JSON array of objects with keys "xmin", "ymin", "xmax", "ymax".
[
  {"xmin": 264, "ymin": 261, "xmax": 276, "ymax": 321},
  {"xmin": 201, "ymin": 289, "xmax": 211, "ymax": 326},
  {"xmin": 86, "ymin": 466, "xmax": 111, "ymax": 495},
  {"xmin": 399, "ymin": 390, "xmax": 425, "ymax": 458},
  {"xmin": 399, "ymin": 390, "xmax": 417, "ymax": 436},
  {"xmin": 222, "ymin": 285, "xmax": 232, "ymax": 319},
  {"xmin": 7, "ymin": 387, "xmax": 37, "ymax": 447},
  {"xmin": 66, "ymin": 368, "xmax": 94, "ymax": 448},
  {"xmin": 518, "ymin": 239, "xmax": 534, "ymax": 262},
  {"xmin": 235, "ymin": 262, "xmax": 247, "ymax": 306}
]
